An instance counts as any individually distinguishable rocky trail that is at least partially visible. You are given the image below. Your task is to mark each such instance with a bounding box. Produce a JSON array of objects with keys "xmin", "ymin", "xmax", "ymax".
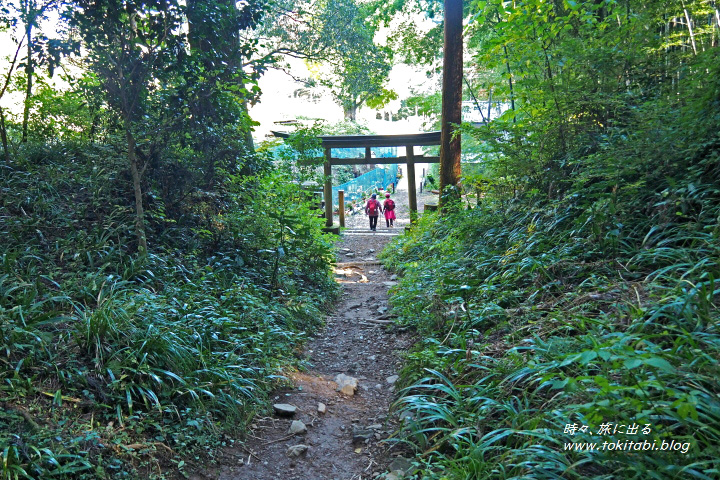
[{"xmin": 201, "ymin": 181, "xmax": 436, "ymax": 480}]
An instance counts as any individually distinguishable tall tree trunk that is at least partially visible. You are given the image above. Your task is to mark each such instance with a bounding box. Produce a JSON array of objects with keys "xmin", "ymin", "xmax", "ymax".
[
  {"xmin": 0, "ymin": 107, "xmax": 9, "ymax": 162},
  {"xmin": 0, "ymin": 37, "xmax": 24, "ymax": 161},
  {"xmin": 439, "ymin": 0, "xmax": 463, "ymax": 207},
  {"xmin": 541, "ymin": 42, "xmax": 566, "ymax": 153},
  {"xmin": 487, "ymin": 87, "xmax": 493, "ymax": 123},
  {"xmin": 714, "ymin": 3, "xmax": 720, "ymax": 47},
  {"xmin": 681, "ymin": 1, "xmax": 697, "ymax": 55},
  {"xmin": 22, "ymin": 0, "xmax": 34, "ymax": 143},
  {"xmin": 125, "ymin": 118, "xmax": 147, "ymax": 253},
  {"xmin": 344, "ymin": 104, "xmax": 357, "ymax": 121},
  {"xmin": 503, "ymin": 44, "xmax": 516, "ymax": 122}
]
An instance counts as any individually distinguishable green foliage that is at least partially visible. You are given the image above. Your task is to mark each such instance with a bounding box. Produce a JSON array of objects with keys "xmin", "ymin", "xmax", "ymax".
[
  {"xmin": 1, "ymin": 0, "xmax": 337, "ymax": 478},
  {"xmin": 0, "ymin": 140, "xmax": 337, "ymax": 477},
  {"xmin": 383, "ymin": 191, "xmax": 720, "ymax": 477},
  {"xmin": 380, "ymin": 1, "xmax": 720, "ymax": 478},
  {"xmin": 261, "ymin": 0, "xmax": 395, "ymax": 120},
  {"xmin": 276, "ymin": 122, "xmax": 325, "ymax": 175},
  {"xmin": 314, "ymin": 0, "xmax": 396, "ymax": 120},
  {"xmin": 265, "ymin": 119, "xmax": 377, "ymax": 185},
  {"xmin": 381, "ymin": 0, "xmax": 445, "ymax": 66}
]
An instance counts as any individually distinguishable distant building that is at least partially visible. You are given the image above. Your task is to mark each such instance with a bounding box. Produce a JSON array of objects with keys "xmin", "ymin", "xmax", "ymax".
[{"xmin": 462, "ymin": 101, "xmax": 511, "ymax": 124}]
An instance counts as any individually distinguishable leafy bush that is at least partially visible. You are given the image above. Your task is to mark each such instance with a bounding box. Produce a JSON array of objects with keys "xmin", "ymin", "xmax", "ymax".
[
  {"xmin": 380, "ymin": 3, "xmax": 720, "ymax": 472},
  {"xmin": 0, "ymin": 139, "xmax": 337, "ymax": 478},
  {"xmin": 382, "ymin": 186, "xmax": 720, "ymax": 478}
]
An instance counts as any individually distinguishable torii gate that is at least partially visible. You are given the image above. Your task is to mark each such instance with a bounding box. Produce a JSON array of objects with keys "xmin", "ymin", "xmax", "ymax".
[{"xmin": 273, "ymin": 131, "xmax": 441, "ymax": 228}]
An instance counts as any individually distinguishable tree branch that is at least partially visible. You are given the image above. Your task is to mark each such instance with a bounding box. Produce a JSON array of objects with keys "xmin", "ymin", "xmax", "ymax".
[{"xmin": 0, "ymin": 33, "xmax": 27, "ymax": 100}]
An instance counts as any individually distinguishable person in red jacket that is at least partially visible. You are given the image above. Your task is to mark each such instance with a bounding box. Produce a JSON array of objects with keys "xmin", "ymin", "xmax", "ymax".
[
  {"xmin": 365, "ymin": 193, "xmax": 383, "ymax": 231},
  {"xmin": 383, "ymin": 193, "xmax": 396, "ymax": 228}
]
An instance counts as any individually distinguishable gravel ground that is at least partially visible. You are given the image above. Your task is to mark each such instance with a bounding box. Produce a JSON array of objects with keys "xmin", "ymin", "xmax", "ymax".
[
  {"xmin": 344, "ymin": 174, "xmax": 438, "ymax": 232},
  {"xmin": 193, "ymin": 177, "xmax": 434, "ymax": 480}
]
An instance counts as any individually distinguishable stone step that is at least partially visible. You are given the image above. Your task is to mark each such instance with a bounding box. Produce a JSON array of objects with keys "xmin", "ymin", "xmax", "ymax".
[{"xmin": 342, "ymin": 229, "xmax": 401, "ymax": 237}]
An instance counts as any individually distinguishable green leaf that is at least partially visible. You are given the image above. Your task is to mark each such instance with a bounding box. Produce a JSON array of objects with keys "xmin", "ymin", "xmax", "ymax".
[
  {"xmin": 643, "ymin": 357, "xmax": 673, "ymax": 372},
  {"xmin": 579, "ymin": 350, "xmax": 598, "ymax": 364},
  {"xmin": 551, "ymin": 378, "xmax": 570, "ymax": 389},
  {"xmin": 623, "ymin": 358, "xmax": 643, "ymax": 369}
]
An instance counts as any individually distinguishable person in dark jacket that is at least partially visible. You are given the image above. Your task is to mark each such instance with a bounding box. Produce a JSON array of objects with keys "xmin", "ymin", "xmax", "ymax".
[{"xmin": 365, "ymin": 193, "xmax": 383, "ymax": 231}]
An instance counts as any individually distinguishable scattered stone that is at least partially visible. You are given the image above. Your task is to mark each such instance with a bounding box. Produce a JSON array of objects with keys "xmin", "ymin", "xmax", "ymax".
[
  {"xmin": 377, "ymin": 306, "xmax": 388, "ymax": 314},
  {"xmin": 345, "ymin": 252, "xmax": 355, "ymax": 257},
  {"xmin": 383, "ymin": 281, "xmax": 398, "ymax": 287},
  {"xmin": 273, "ymin": 403, "xmax": 298, "ymax": 417},
  {"xmin": 368, "ymin": 424, "xmax": 383, "ymax": 430},
  {"xmin": 288, "ymin": 420, "xmax": 307, "ymax": 435},
  {"xmin": 389, "ymin": 457, "xmax": 414, "ymax": 474},
  {"xmin": 368, "ymin": 248, "xmax": 375, "ymax": 253},
  {"xmin": 369, "ymin": 355, "xmax": 376, "ymax": 361},
  {"xmin": 386, "ymin": 375, "xmax": 399, "ymax": 385},
  {"xmin": 286, "ymin": 444, "xmax": 308, "ymax": 458},
  {"xmin": 317, "ymin": 402, "xmax": 326, "ymax": 414},
  {"xmin": 385, "ymin": 472, "xmax": 402, "ymax": 480},
  {"xmin": 352, "ymin": 426, "xmax": 374, "ymax": 443},
  {"xmin": 390, "ymin": 274, "xmax": 398, "ymax": 281},
  {"xmin": 341, "ymin": 248, "xmax": 351, "ymax": 252},
  {"xmin": 362, "ymin": 257, "xmax": 375, "ymax": 262},
  {"xmin": 334, "ymin": 374, "xmax": 359, "ymax": 395}
]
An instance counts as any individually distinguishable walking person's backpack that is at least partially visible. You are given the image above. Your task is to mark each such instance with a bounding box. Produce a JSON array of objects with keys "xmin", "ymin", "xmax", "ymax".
[
  {"xmin": 367, "ymin": 199, "xmax": 379, "ymax": 216},
  {"xmin": 385, "ymin": 199, "xmax": 395, "ymax": 211}
]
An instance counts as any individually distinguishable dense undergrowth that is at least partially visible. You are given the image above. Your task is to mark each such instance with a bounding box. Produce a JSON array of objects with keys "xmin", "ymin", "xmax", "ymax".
[
  {"xmin": 382, "ymin": 132, "xmax": 720, "ymax": 477},
  {"xmin": 379, "ymin": 1, "xmax": 720, "ymax": 477},
  {"xmin": 0, "ymin": 142, "xmax": 337, "ymax": 478},
  {"xmin": 382, "ymin": 189, "xmax": 720, "ymax": 478}
]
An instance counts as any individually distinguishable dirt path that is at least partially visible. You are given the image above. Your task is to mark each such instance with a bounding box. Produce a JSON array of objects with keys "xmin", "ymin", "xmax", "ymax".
[{"xmin": 202, "ymin": 178, "xmax": 435, "ymax": 480}]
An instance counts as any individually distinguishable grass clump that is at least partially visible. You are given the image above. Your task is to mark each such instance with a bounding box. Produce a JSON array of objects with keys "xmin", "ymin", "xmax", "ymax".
[
  {"xmin": 0, "ymin": 143, "xmax": 338, "ymax": 478},
  {"xmin": 379, "ymin": 43, "xmax": 720, "ymax": 480},
  {"xmin": 381, "ymin": 190, "xmax": 720, "ymax": 478}
]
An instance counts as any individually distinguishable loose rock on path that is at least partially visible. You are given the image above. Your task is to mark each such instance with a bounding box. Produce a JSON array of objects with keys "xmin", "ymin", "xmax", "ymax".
[
  {"xmin": 213, "ymin": 225, "xmax": 411, "ymax": 479},
  {"xmin": 199, "ymin": 179, "xmax": 432, "ymax": 480}
]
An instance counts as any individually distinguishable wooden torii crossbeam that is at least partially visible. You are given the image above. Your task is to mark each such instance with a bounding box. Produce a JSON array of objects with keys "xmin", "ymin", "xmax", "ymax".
[{"xmin": 272, "ymin": 131, "xmax": 441, "ymax": 227}]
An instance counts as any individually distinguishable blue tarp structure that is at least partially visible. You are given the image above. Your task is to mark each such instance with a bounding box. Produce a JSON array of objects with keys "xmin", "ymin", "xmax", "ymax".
[
  {"xmin": 332, "ymin": 164, "xmax": 399, "ymax": 207},
  {"xmin": 271, "ymin": 143, "xmax": 400, "ymax": 207},
  {"xmin": 329, "ymin": 147, "xmax": 399, "ymax": 207},
  {"xmin": 333, "ymin": 147, "xmax": 396, "ymax": 159}
]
